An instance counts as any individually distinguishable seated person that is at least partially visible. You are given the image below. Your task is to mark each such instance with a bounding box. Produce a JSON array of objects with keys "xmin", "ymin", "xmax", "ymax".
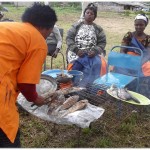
[
  {"xmin": 117, "ymin": 14, "xmax": 150, "ymax": 77},
  {"xmin": 0, "ymin": 11, "xmax": 13, "ymax": 22},
  {"xmin": 46, "ymin": 25, "xmax": 62, "ymax": 58},
  {"xmin": 0, "ymin": 11, "xmax": 4, "ymax": 20},
  {"xmin": 66, "ymin": 3, "xmax": 107, "ymax": 86}
]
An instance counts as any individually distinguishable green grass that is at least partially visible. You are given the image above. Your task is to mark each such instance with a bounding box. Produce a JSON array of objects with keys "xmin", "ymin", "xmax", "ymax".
[{"xmin": 96, "ymin": 137, "xmax": 112, "ymax": 147}]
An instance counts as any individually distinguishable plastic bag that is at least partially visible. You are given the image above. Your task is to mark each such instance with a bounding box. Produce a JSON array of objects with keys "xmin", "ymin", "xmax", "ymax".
[{"xmin": 17, "ymin": 93, "xmax": 105, "ymax": 128}]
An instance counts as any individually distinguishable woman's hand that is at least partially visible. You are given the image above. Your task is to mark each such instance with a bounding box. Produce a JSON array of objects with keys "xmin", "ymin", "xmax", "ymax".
[
  {"xmin": 88, "ymin": 50, "xmax": 96, "ymax": 57},
  {"xmin": 77, "ymin": 49, "xmax": 84, "ymax": 57},
  {"xmin": 52, "ymin": 48, "xmax": 60, "ymax": 58},
  {"xmin": 33, "ymin": 95, "xmax": 46, "ymax": 107}
]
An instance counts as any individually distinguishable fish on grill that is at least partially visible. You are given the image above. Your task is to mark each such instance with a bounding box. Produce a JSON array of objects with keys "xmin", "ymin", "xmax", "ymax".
[
  {"xmin": 108, "ymin": 85, "xmax": 140, "ymax": 104},
  {"xmin": 58, "ymin": 99, "xmax": 88, "ymax": 118},
  {"xmin": 47, "ymin": 91, "xmax": 66, "ymax": 115},
  {"xmin": 57, "ymin": 87, "xmax": 86, "ymax": 95},
  {"xmin": 44, "ymin": 87, "xmax": 86, "ymax": 116},
  {"xmin": 59, "ymin": 95, "xmax": 79, "ymax": 110}
]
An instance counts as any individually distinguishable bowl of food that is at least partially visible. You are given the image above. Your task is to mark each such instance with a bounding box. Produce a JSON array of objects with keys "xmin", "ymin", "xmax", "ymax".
[{"xmin": 56, "ymin": 73, "xmax": 73, "ymax": 83}]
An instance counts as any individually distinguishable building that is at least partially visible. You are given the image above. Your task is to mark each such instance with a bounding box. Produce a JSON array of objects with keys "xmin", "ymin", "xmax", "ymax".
[{"xmin": 97, "ymin": 2, "xmax": 149, "ymax": 12}]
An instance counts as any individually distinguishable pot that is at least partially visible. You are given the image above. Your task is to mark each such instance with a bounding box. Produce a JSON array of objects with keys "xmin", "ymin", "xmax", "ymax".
[
  {"xmin": 68, "ymin": 70, "xmax": 83, "ymax": 86},
  {"xmin": 56, "ymin": 73, "xmax": 73, "ymax": 83}
]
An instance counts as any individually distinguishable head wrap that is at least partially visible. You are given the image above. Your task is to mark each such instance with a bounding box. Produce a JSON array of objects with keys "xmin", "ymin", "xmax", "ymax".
[{"xmin": 135, "ymin": 14, "xmax": 149, "ymax": 25}]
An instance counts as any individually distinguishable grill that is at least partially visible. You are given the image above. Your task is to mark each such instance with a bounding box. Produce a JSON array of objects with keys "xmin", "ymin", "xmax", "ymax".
[
  {"xmin": 78, "ymin": 83, "xmax": 109, "ymax": 105},
  {"xmin": 67, "ymin": 83, "xmax": 145, "ymax": 130}
]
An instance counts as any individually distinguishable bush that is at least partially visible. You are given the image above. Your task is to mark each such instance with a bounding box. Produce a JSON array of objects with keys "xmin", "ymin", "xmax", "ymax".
[{"xmin": 124, "ymin": 10, "xmax": 131, "ymax": 16}]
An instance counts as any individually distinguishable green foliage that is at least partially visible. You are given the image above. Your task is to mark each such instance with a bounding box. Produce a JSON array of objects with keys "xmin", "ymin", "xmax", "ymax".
[
  {"xmin": 52, "ymin": 2, "xmax": 81, "ymax": 8},
  {"xmin": 117, "ymin": 113, "xmax": 138, "ymax": 135},
  {"xmin": 53, "ymin": 6, "xmax": 81, "ymax": 16},
  {"xmin": 96, "ymin": 137, "xmax": 112, "ymax": 147},
  {"xmin": 0, "ymin": 5, "xmax": 3, "ymax": 11},
  {"xmin": 82, "ymin": 128, "xmax": 91, "ymax": 134},
  {"xmin": 64, "ymin": 140, "xmax": 76, "ymax": 147},
  {"xmin": 124, "ymin": 10, "xmax": 131, "ymax": 16},
  {"xmin": 118, "ymin": 122, "xmax": 134, "ymax": 134}
]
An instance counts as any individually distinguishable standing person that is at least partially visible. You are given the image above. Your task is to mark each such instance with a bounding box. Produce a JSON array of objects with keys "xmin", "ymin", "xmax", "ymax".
[
  {"xmin": 46, "ymin": 25, "xmax": 62, "ymax": 58},
  {"xmin": 120, "ymin": 13, "xmax": 150, "ymax": 76},
  {"xmin": 0, "ymin": 3, "xmax": 57, "ymax": 147},
  {"xmin": 66, "ymin": 3, "xmax": 107, "ymax": 86}
]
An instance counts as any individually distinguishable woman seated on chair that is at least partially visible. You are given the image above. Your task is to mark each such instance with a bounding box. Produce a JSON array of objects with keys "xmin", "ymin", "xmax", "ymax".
[
  {"xmin": 46, "ymin": 25, "xmax": 62, "ymax": 58},
  {"xmin": 66, "ymin": 3, "xmax": 107, "ymax": 86},
  {"xmin": 120, "ymin": 14, "xmax": 150, "ymax": 77}
]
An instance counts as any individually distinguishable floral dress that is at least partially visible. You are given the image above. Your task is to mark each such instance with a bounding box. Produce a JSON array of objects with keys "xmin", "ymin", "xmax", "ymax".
[
  {"xmin": 122, "ymin": 31, "xmax": 150, "ymax": 53},
  {"xmin": 121, "ymin": 31, "xmax": 150, "ymax": 75}
]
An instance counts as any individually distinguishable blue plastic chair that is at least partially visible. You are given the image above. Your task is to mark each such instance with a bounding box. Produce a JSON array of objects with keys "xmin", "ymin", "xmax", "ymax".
[
  {"xmin": 94, "ymin": 46, "xmax": 144, "ymax": 119},
  {"xmin": 94, "ymin": 46, "xmax": 143, "ymax": 92}
]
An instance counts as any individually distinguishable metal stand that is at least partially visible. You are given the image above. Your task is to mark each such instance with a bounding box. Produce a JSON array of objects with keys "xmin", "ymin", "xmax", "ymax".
[{"xmin": 51, "ymin": 51, "xmax": 66, "ymax": 69}]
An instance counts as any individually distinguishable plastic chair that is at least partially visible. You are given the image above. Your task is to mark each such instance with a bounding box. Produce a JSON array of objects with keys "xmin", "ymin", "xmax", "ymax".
[
  {"xmin": 43, "ymin": 28, "xmax": 66, "ymax": 71},
  {"xmin": 94, "ymin": 46, "xmax": 143, "ymax": 92}
]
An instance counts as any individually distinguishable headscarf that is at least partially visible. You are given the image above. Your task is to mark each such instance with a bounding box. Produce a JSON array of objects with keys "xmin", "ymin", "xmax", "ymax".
[{"xmin": 135, "ymin": 14, "xmax": 149, "ymax": 26}]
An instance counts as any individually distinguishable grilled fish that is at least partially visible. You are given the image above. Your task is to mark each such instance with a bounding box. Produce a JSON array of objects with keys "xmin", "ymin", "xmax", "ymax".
[
  {"xmin": 108, "ymin": 85, "xmax": 140, "ymax": 104},
  {"xmin": 40, "ymin": 91, "xmax": 54, "ymax": 101},
  {"xmin": 108, "ymin": 84, "xmax": 118, "ymax": 97},
  {"xmin": 118, "ymin": 88, "xmax": 140, "ymax": 103},
  {"xmin": 59, "ymin": 95, "xmax": 79, "ymax": 110},
  {"xmin": 57, "ymin": 87, "xmax": 86, "ymax": 95},
  {"xmin": 47, "ymin": 91, "xmax": 66, "ymax": 115},
  {"xmin": 58, "ymin": 99, "xmax": 88, "ymax": 117},
  {"xmin": 117, "ymin": 88, "xmax": 131, "ymax": 100}
]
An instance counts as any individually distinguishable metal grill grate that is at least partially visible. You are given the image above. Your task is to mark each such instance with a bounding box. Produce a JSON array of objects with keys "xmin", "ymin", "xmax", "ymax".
[
  {"xmin": 67, "ymin": 83, "xmax": 145, "ymax": 130},
  {"xmin": 77, "ymin": 83, "xmax": 109, "ymax": 106}
]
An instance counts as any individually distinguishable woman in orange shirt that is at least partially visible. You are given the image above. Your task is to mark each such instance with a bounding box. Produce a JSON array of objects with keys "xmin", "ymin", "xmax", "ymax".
[{"xmin": 0, "ymin": 3, "xmax": 57, "ymax": 147}]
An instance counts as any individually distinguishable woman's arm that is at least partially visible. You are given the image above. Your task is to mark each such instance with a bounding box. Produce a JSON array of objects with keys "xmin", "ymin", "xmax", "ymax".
[
  {"xmin": 120, "ymin": 32, "xmax": 132, "ymax": 53},
  {"xmin": 51, "ymin": 26, "xmax": 63, "ymax": 58},
  {"xmin": 18, "ymin": 83, "xmax": 45, "ymax": 106},
  {"xmin": 94, "ymin": 24, "xmax": 106, "ymax": 55},
  {"xmin": 147, "ymin": 35, "xmax": 150, "ymax": 51},
  {"xmin": 120, "ymin": 43, "xmax": 128, "ymax": 53},
  {"xmin": 66, "ymin": 23, "xmax": 79, "ymax": 54},
  {"xmin": 53, "ymin": 26, "xmax": 62, "ymax": 50}
]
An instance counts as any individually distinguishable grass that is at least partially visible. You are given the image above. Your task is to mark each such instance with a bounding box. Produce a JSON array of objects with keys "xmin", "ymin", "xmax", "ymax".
[{"xmin": 1, "ymin": 3, "xmax": 150, "ymax": 148}]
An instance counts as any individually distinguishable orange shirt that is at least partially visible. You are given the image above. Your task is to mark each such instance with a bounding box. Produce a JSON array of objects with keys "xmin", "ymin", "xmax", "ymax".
[{"xmin": 0, "ymin": 22, "xmax": 47, "ymax": 143}]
